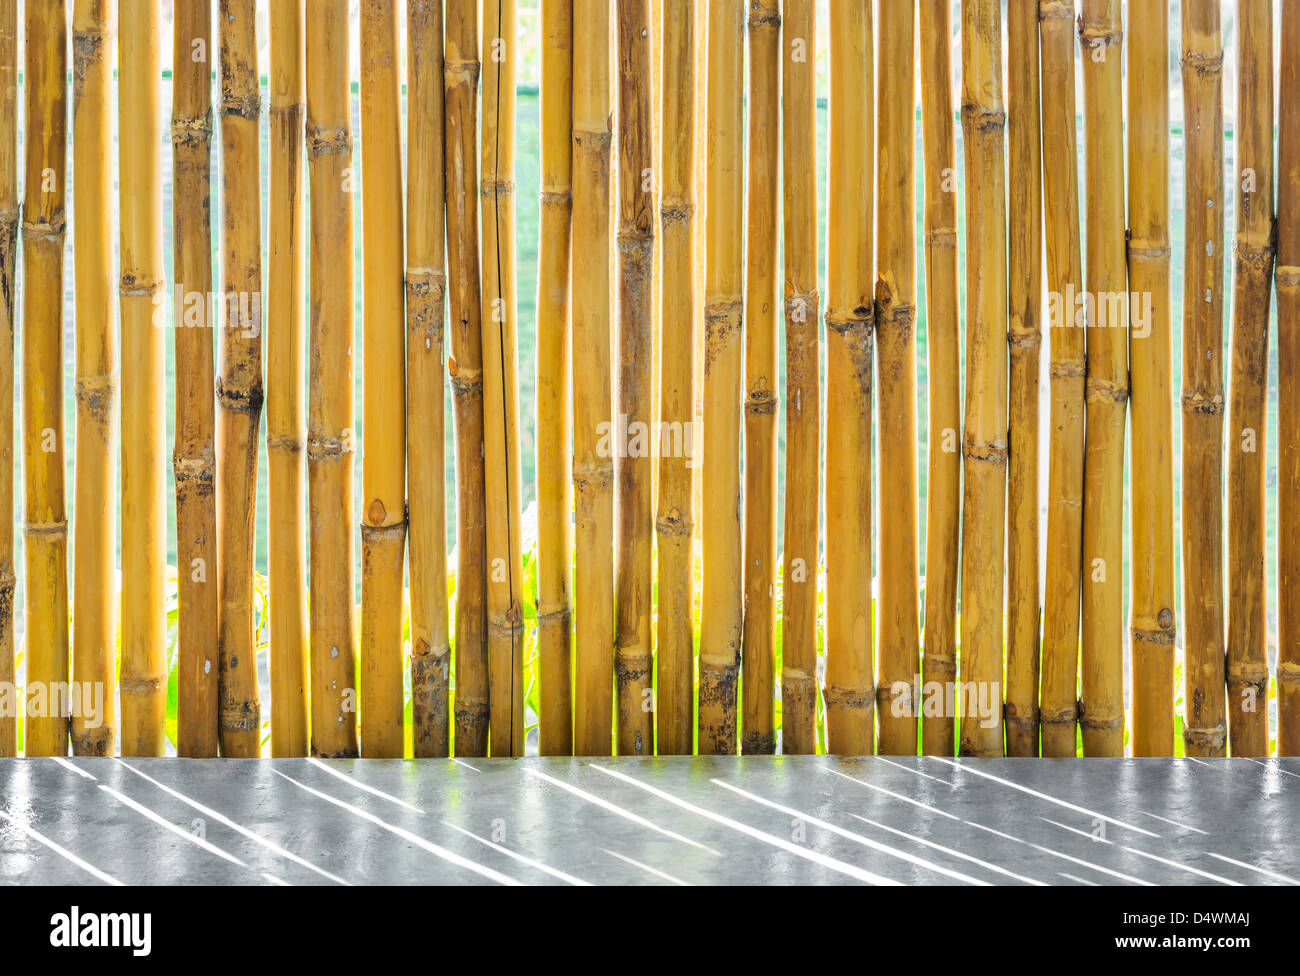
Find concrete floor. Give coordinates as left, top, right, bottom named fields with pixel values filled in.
left=1, top=756, right=1297, bottom=885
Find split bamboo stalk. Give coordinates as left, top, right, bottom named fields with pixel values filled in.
left=71, top=0, right=117, bottom=757
left=306, top=0, right=358, bottom=758
left=741, top=0, right=779, bottom=756
left=173, top=0, right=219, bottom=757
left=692, top=2, right=707, bottom=551
left=655, top=0, right=696, bottom=756
left=482, top=0, right=524, bottom=757
left=21, top=0, right=70, bottom=758
left=958, top=0, right=1007, bottom=758
left=217, top=0, right=263, bottom=757
left=360, top=0, right=406, bottom=759
left=536, top=0, right=574, bottom=756
left=875, top=0, right=918, bottom=757
left=1078, top=0, right=1127, bottom=758
left=268, top=0, right=309, bottom=757
left=1127, top=0, right=1176, bottom=757
left=615, top=0, right=654, bottom=757
left=1181, top=0, right=1228, bottom=758
left=445, top=0, right=490, bottom=756
left=824, top=0, right=874, bottom=756
left=919, top=0, right=959, bottom=758
left=1038, top=0, right=1086, bottom=758
left=1280, top=0, right=1300, bottom=755
left=1004, top=0, right=1042, bottom=758
left=1226, top=0, right=1275, bottom=758
left=0, top=0, right=14, bottom=758
left=408, top=0, right=452, bottom=758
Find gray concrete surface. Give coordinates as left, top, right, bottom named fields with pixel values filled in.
left=1, top=756, right=1297, bottom=885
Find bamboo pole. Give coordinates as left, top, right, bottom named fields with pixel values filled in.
left=919, top=0, right=958, bottom=758
left=445, top=0, right=490, bottom=756
left=71, top=0, right=117, bottom=757
left=1181, top=0, right=1227, bottom=758
left=615, top=0, right=654, bottom=757
left=1038, top=0, right=1085, bottom=758
left=537, top=0, right=574, bottom=756
left=1004, top=0, right=1042, bottom=758
left=173, top=0, right=219, bottom=757
left=824, top=0, right=873, bottom=756
left=268, top=0, right=308, bottom=757
left=656, top=0, right=696, bottom=756
left=958, top=0, right=1007, bottom=759
left=740, top=0, right=778, bottom=756
left=1226, top=0, right=1274, bottom=758
left=22, top=0, right=70, bottom=757
left=0, top=0, right=14, bottom=758
left=306, top=0, right=358, bottom=758
left=408, top=0, right=451, bottom=759
left=1280, top=0, right=1300, bottom=755
left=1127, top=0, right=1175, bottom=757
left=359, top=0, right=406, bottom=759
left=693, top=1, right=706, bottom=550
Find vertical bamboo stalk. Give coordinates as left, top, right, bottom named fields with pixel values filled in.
left=173, top=0, right=219, bottom=757
left=537, top=0, right=574, bottom=756
left=740, top=0, right=779, bottom=756
left=0, top=0, right=15, bottom=758
left=1038, top=0, right=1086, bottom=758
left=1127, top=0, right=1175, bottom=757
left=699, top=0, right=744, bottom=756
left=21, top=0, right=70, bottom=758
left=1226, top=0, right=1274, bottom=758
left=958, top=0, right=1007, bottom=759
left=1004, top=0, right=1042, bottom=757
left=306, top=0, right=358, bottom=758
left=824, top=0, right=873, bottom=756
left=408, top=0, right=451, bottom=759
left=71, top=0, right=117, bottom=757
left=268, top=0, right=308, bottom=757
left=656, top=0, right=696, bottom=756
left=445, top=0, right=490, bottom=756
left=1181, top=0, right=1227, bottom=758
left=693, top=2, right=707, bottom=546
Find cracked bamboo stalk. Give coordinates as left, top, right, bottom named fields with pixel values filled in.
left=655, top=0, right=696, bottom=756
left=958, top=0, right=1007, bottom=759
left=824, top=0, right=873, bottom=756
left=537, top=0, right=573, bottom=756
left=1226, top=0, right=1274, bottom=758
left=1078, top=0, right=1127, bottom=758
left=482, top=0, right=524, bottom=757
left=741, top=0, right=779, bottom=756
left=306, top=0, right=358, bottom=758
left=408, top=0, right=451, bottom=758
left=173, top=0, right=219, bottom=758
left=360, top=0, right=407, bottom=758
left=1038, top=0, right=1086, bottom=758
left=1127, top=0, right=1175, bottom=757
left=1004, top=0, right=1042, bottom=758
left=445, top=0, right=489, bottom=756
left=21, top=0, right=70, bottom=757
left=268, top=0, right=308, bottom=757
left=0, top=0, right=15, bottom=758
left=875, top=0, right=918, bottom=757
left=1181, top=0, right=1227, bottom=758
left=71, top=0, right=117, bottom=757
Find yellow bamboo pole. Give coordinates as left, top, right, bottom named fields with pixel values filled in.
left=21, top=0, right=70, bottom=758
left=1127, top=0, right=1175, bottom=757
left=1280, top=0, right=1300, bottom=755
left=1181, top=0, right=1228, bottom=758
left=693, top=1, right=706, bottom=552
left=268, top=0, right=308, bottom=757
left=173, top=0, right=219, bottom=757
left=0, top=0, right=14, bottom=758
left=824, top=0, right=873, bottom=756
left=306, top=0, right=358, bottom=758
left=1226, top=0, right=1274, bottom=757
left=655, top=0, right=696, bottom=756
left=958, top=0, right=1007, bottom=758
left=1038, top=0, right=1085, bottom=758
left=71, top=0, right=117, bottom=757
left=408, top=0, right=451, bottom=758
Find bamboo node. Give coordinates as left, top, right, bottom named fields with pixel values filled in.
left=266, top=434, right=304, bottom=456
left=445, top=57, right=481, bottom=86
left=655, top=511, right=693, bottom=538
left=21, top=212, right=66, bottom=242
left=876, top=301, right=915, bottom=336
left=960, top=103, right=1005, bottom=133
left=825, top=684, right=875, bottom=710
left=119, top=274, right=165, bottom=297
left=488, top=610, right=525, bottom=640
left=216, top=377, right=265, bottom=415
left=306, top=123, right=353, bottom=158
left=748, top=4, right=781, bottom=29
left=74, top=375, right=116, bottom=423
left=1226, top=662, right=1269, bottom=689
left=22, top=520, right=67, bottom=539
left=1038, top=0, right=1075, bottom=22
left=220, top=705, right=261, bottom=732
left=1127, top=242, right=1171, bottom=260
left=1181, top=50, right=1224, bottom=76
left=1077, top=709, right=1123, bottom=732
left=1077, top=21, right=1121, bottom=49
left=481, top=179, right=515, bottom=199
left=1181, top=391, right=1224, bottom=415
left=1131, top=625, right=1176, bottom=646
left=1277, top=662, right=1300, bottom=685
left=614, top=650, right=653, bottom=683
left=1181, top=724, right=1227, bottom=751
left=963, top=436, right=1008, bottom=465
left=745, top=389, right=778, bottom=415
left=120, top=672, right=167, bottom=693
left=1085, top=376, right=1128, bottom=404
left=361, top=520, right=407, bottom=540
left=660, top=204, right=695, bottom=225
left=824, top=306, right=874, bottom=335
left=71, top=28, right=109, bottom=94
left=926, top=228, right=958, bottom=247
left=536, top=605, right=573, bottom=626
left=171, top=113, right=215, bottom=147
left=222, top=91, right=262, bottom=121
left=173, top=449, right=216, bottom=488
left=1232, top=238, right=1276, bottom=272
left=1277, top=265, right=1300, bottom=288
left=540, top=189, right=573, bottom=208
left=307, top=435, right=356, bottom=460
left=783, top=292, right=818, bottom=320
left=1008, top=329, right=1041, bottom=350
left=573, top=459, right=614, bottom=491
left=1049, top=361, right=1086, bottom=379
